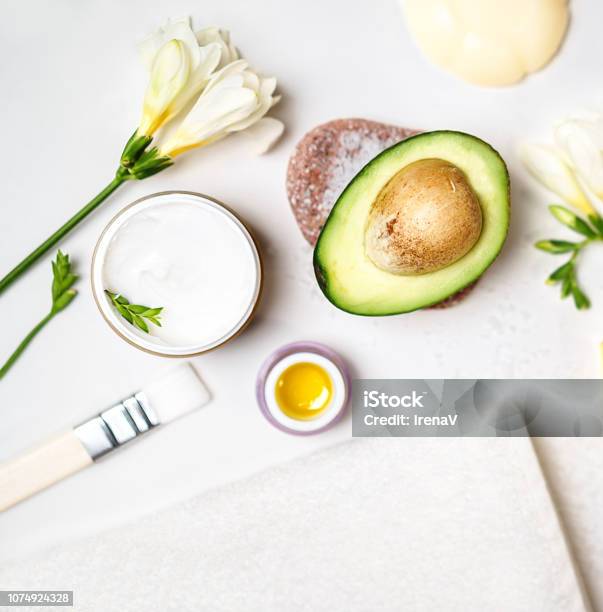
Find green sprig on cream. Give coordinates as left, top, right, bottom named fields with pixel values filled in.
left=104, top=290, right=163, bottom=334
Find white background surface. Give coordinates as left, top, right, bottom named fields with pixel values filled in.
left=1, top=0, right=603, bottom=564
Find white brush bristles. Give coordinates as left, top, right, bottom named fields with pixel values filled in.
left=142, top=364, right=210, bottom=424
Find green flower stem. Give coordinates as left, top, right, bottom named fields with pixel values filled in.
left=0, top=174, right=125, bottom=296
left=1, top=250, right=77, bottom=381
left=0, top=312, right=54, bottom=380
left=538, top=208, right=603, bottom=309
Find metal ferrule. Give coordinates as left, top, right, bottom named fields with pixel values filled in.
left=73, top=391, right=159, bottom=460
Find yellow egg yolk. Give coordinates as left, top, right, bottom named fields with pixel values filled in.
left=275, top=362, right=333, bottom=420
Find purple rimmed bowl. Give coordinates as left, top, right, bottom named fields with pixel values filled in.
left=256, top=341, right=351, bottom=435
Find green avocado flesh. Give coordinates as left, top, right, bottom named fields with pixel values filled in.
left=313, top=131, right=510, bottom=315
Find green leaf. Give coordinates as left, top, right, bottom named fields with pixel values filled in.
left=549, top=205, right=597, bottom=238
left=588, top=214, right=603, bottom=236
left=116, top=303, right=134, bottom=324
left=53, top=289, right=77, bottom=313
left=561, top=276, right=573, bottom=298
left=571, top=284, right=591, bottom=310
left=56, top=250, right=67, bottom=270
left=51, top=263, right=60, bottom=300
left=546, top=261, right=573, bottom=284
left=141, top=307, right=163, bottom=317
left=59, top=273, right=77, bottom=293
left=535, top=240, right=580, bottom=254
left=128, top=304, right=150, bottom=314
left=132, top=314, right=149, bottom=333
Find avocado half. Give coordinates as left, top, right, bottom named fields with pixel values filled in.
left=313, top=131, right=510, bottom=315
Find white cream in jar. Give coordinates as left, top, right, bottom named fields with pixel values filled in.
left=92, top=192, right=261, bottom=356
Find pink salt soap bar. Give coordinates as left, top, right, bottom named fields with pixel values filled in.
left=286, top=118, right=474, bottom=308
left=286, top=118, right=418, bottom=246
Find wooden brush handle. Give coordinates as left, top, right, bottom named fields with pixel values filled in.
left=0, top=431, right=92, bottom=512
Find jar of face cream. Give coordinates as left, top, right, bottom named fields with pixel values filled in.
left=92, top=191, right=262, bottom=356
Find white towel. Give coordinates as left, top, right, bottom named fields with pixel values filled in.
left=533, top=438, right=603, bottom=612
left=0, top=438, right=590, bottom=612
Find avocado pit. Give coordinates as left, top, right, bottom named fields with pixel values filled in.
left=364, top=158, right=483, bottom=275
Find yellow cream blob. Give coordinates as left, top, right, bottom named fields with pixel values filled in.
left=275, top=362, right=333, bottom=420
left=402, top=0, right=569, bottom=86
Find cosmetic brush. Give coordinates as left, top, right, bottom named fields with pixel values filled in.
left=0, top=363, right=210, bottom=512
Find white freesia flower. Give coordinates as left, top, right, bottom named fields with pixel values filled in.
left=138, top=39, right=190, bottom=136
left=196, top=27, right=239, bottom=68
left=159, top=60, right=283, bottom=158
left=555, top=114, right=603, bottom=200
left=138, top=17, right=222, bottom=136
left=236, top=117, right=286, bottom=154
left=520, top=143, right=596, bottom=217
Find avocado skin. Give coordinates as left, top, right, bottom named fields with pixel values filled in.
left=313, top=130, right=510, bottom=316
left=314, top=257, right=328, bottom=294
